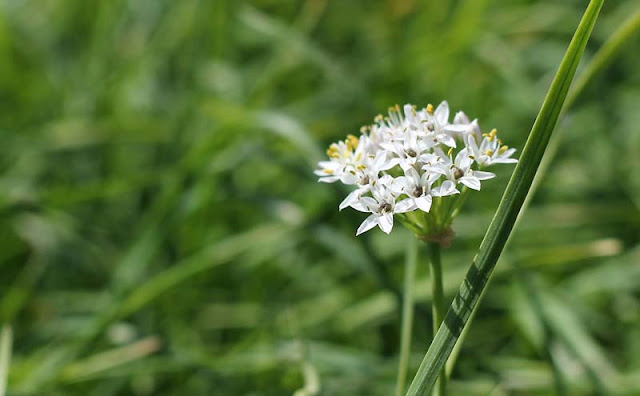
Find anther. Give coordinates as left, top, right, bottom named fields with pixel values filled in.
left=426, top=104, right=434, bottom=114
left=347, top=134, right=359, bottom=149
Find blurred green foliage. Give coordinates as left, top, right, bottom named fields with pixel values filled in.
left=0, top=0, right=639, bottom=395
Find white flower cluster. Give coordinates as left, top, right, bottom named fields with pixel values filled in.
left=316, top=102, right=518, bottom=236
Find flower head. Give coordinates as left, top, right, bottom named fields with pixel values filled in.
left=316, top=101, right=518, bottom=237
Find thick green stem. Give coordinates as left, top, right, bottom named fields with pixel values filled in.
left=428, top=242, right=446, bottom=396
left=396, top=238, right=418, bottom=396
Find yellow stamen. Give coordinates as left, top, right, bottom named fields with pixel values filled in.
left=485, top=149, right=494, bottom=156
left=355, top=152, right=362, bottom=162
left=426, top=104, right=434, bottom=114
left=323, top=169, right=334, bottom=174
left=489, top=129, right=497, bottom=141
left=374, top=114, right=383, bottom=123
left=326, top=145, right=339, bottom=158
left=447, top=147, right=454, bottom=156
left=356, top=164, right=365, bottom=170
left=347, top=134, right=359, bottom=149
left=498, top=145, right=509, bottom=154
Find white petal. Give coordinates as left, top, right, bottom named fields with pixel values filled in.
left=415, top=195, right=432, bottom=212
left=426, top=171, right=441, bottom=185
left=438, top=134, right=456, bottom=148
left=360, top=197, right=378, bottom=211
left=468, top=119, right=482, bottom=141
left=429, top=166, right=449, bottom=176
left=493, top=158, right=518, bottom=164
left=317, top=160, right=336, bottom=168
left=356, top=215, right=378, bottom=236
left=476, top=155, right=490, bottom=166
left=350, top=201, right=367, bottom=212
left=398, top=158, right=417, bottom=172
left=378, top=213, right=394, bottom=234
left=395, top=198, right=416, bottom=213
left=339, top=189, right=361, bottom=211
left=379, top=142, right=398, bottom=153
left=433, top=180, right=459, bottom=196
left=390, top=176, right=408, bottom=195
left=444, top=124, right=468, bottom=132
left=459, top=155, right=474, bottom=170
left=460, top=176, right=481, bottom=191
left=454, top=148, right=467, bottom=167
left=453, top=111, right=470, bottom=125
left=404, top=167, right=420, bottom=183
left=464, top=134, right=480, bottom=154
left=340, top=173, right=358, bottom=185
left=374, top=152, right=397, bottom=171
left=404, top=104, right=413, bottom=118
left=317, top=176, right=340, bottom=183
left=435, top=101, right=450, bottom=125
left=473, top=171, right=495, bottom=180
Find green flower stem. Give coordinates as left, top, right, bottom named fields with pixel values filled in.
left=427, top=242, right=446, bottom=396
left=395, top=238, right=418, bottom=396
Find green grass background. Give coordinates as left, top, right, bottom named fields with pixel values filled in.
left=1, top=0, right=639, bottom=395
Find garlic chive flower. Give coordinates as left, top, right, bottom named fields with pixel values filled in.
left=316, top=102, right=518, bottom=238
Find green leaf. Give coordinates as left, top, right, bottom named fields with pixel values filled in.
left=405, top=1, right=605, bottom=395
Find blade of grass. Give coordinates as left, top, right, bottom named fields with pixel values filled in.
left=405, top=1, right=604, bottom=394
left=15, top=223, right=292, bottom=392
left=524, top=7, right=640, bottom=218
left=0, top=325, right=12, bottom=396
